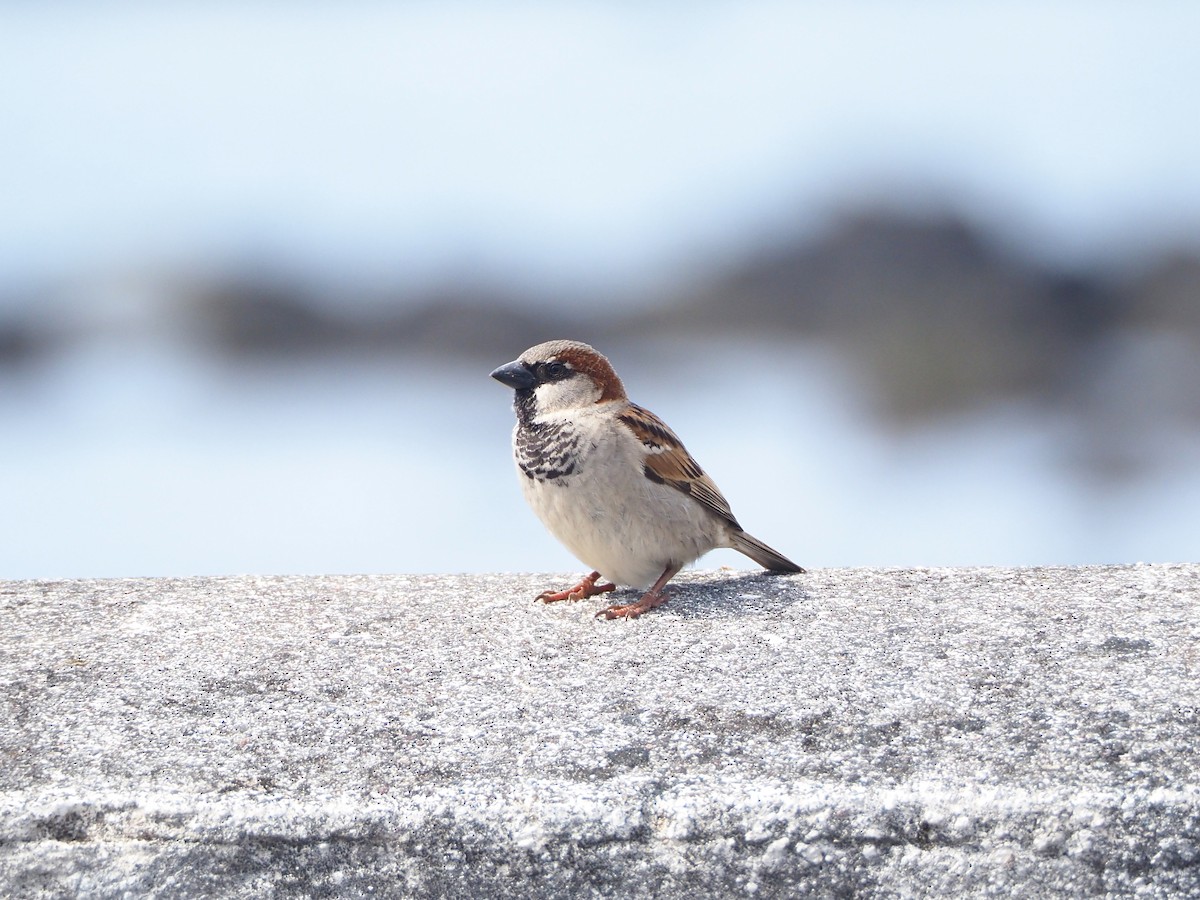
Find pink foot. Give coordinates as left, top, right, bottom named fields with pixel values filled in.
left=597, top=590, right=668, bottom=620
left=596, top=562, right=682, bottom=620
left=537, top=571, right=616, bottom=604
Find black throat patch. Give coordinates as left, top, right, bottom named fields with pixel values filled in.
left=513, top=392, right=581, bottom=483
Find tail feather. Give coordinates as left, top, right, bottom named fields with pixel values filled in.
left=730, top=531, right=805, bottom=574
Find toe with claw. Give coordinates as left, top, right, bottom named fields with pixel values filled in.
left=595, top=562, right=682, bottom=620
left=597, top=589, right=668, bottom=620
left=536, top=571, right=616, bottom=604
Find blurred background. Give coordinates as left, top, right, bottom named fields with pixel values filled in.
left=3, top=2, right=1199, bottom=580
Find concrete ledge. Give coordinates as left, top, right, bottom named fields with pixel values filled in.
left=2, top=566, right=1198, bottom=897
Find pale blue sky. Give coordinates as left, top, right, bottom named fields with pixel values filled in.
left=2, top=2, right=1198, bottom=297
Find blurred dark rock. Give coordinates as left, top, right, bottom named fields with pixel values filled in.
left=0, top=299, right=59, bottom=371
left=1127, top=251, right=1200, bottom=333
left=188, top=277, right=584, bottom=361
left=0, top=319, right=40, bottom=370
left=1044, top=271, right=1121, bottom=340
left=607, top=209, right=1198, bottom=445
left=651, top=211, right=1124, bottom=419
left=188, top=278, right=360, bottom=355
left=381, top=292, right=586, bottom=359
left=6, top=204, right=1200, bottom=475
left=131, top=210, right=1200, bottom=415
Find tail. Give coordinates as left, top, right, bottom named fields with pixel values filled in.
left=730, top=531, right=805, bottom=574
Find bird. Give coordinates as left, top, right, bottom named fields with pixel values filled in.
left=490, top=339, right=803, bottom=619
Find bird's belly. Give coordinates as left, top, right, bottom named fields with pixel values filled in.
left=520, top=460, right=722, bottom=588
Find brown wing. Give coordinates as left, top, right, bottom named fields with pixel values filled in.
left=617, top=404, right=742, bottom=530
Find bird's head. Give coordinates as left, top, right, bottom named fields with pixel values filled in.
left=490, top=340, right=627, bottom=417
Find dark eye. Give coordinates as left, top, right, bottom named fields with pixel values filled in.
left=543, top=361, right=569, bottom=380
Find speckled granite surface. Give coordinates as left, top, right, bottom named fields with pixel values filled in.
left=1, top=566, right=1198, bottom=897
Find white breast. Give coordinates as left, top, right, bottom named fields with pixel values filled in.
left=515, top=408, right=725, bottom=587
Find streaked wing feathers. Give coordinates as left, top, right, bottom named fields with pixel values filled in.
left=617, top=404, right=741, bottom=529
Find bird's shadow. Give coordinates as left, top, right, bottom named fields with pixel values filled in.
left=618, top=570, right=810, bottom=620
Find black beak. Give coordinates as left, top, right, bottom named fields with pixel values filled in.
left=490, top=360, right=536, bottom=390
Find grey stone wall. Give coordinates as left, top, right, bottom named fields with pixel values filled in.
left=2, top=566, right=1198, bottom=897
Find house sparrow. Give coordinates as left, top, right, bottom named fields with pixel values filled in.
left=490, top=339, right=803, bottom=619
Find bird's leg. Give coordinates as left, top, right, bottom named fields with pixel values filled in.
left=537, top=571, right=617, bottom=604
left=598, top=563, right=682, bottom=620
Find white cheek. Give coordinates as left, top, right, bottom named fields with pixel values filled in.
left=534, top=377, right=600, bottom=413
